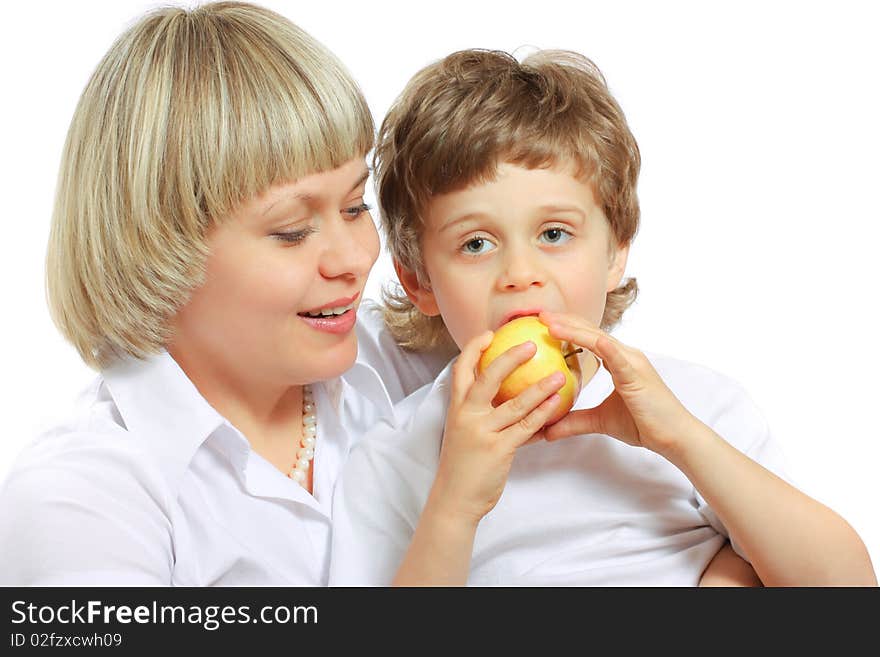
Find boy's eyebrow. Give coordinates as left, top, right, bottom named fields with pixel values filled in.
left=536, top=204, right=588, bottom=220
left=439, top=204, right=587, bottom=232
left=438, top=212, right=489, bottom=233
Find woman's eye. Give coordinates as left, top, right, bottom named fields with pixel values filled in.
left=342, top=202, right=371, bottom=219
left=272, top=226, right=317, bottom=244
left=462, top=237, right=495, bottom=255
left=540, top=227, right=572, bottom=245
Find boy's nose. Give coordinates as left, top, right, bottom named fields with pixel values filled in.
left=497, top=250, right=546, bottom=291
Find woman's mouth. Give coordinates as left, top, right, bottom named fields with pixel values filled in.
left=297, top=295, right=359, bottom=335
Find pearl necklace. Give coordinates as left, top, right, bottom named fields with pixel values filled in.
left=288, top=384, right=316, bottom=486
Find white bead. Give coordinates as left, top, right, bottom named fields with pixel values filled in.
left=288, top=384, right=316, bottom=487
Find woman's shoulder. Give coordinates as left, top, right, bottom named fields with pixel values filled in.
left=14, top=375, right=153, bottom=467
left=2, top=375, right=171, bottom=519
left=0, top=377, right=175, bottom=585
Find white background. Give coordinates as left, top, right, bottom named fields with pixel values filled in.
left=1, top=1, right=878, bottom=575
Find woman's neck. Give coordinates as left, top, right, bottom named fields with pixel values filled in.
left=167, top=344, right=308, bottom=468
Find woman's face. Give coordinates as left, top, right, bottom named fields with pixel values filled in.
left=170, top=157, right=379, bottom=389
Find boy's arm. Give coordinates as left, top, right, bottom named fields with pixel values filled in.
left=394, top=331, right=565, bottom=586
left=667, top=416, right=875, bottom=586
left=541, top=311, right=877, bottom=587
left=699, top=542, right=763, bottom=587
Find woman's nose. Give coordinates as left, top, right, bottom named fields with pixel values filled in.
left=317, top=213, right=377, bottom=280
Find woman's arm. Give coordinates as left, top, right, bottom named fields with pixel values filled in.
left=699, top=541, right=763, bottom=587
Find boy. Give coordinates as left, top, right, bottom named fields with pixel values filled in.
left=329, top=49, right=875, bottom=585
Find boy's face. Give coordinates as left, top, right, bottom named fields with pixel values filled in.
left=399, top=161, right=628, bottom=350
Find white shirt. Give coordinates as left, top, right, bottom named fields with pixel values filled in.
left=329, top=353, right=791, bottom=586
left=0, top=302, right=452, bottom=586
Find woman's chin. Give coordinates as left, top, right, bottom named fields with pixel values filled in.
left=295, top=340, right=358, bottom=383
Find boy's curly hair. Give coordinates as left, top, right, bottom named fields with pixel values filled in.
left=376, top=49, right=640, bottom=351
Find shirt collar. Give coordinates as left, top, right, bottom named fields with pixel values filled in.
left=340, top=358, right=396, bottom=422
left=101, top=351, right=227, bottom=491
left=101, top=350, right=393, bottom=491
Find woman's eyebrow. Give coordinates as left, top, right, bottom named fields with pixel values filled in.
left=261, top=169, right=370, bottom=217
left=348, top=169, right=370, bottom=194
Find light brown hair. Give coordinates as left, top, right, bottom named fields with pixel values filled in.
left=376, top=49, right=640, bottom=351
left=46, top=1, right=373, bottom=369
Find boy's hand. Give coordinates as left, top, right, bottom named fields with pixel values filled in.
left=538, top=310, right=698, bottom=458
left=430, top=330, right=565, bottom=527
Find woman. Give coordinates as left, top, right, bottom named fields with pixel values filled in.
left=0, top=1, right=450, bottom=585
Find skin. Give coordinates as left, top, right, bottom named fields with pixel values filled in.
left=168, top=157, right=379, bottom=493
left=394, top=161, right=877, bottom=586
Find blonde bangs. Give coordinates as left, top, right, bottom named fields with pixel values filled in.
left=176, top=6, right=375, bottom=221
left=46, top=2, right=374, bottom=369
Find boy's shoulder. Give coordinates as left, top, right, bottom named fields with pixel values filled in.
left=645, top=350, right=755, bottom=406
left=349, top=361, right=454, bottom=469
left=644, top=350, right=773, bottom=454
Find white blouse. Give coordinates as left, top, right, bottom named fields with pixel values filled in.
left=0, top=302, right=453, bottom=586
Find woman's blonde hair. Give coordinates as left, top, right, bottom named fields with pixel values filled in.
left=46, top=1, right=374, bottom=369
left=376, top=49, right=640, bottom=351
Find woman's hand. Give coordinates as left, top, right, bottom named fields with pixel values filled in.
left=429, top=330, right=565, bottom=527
left=538, top=310, right=698, bottom=458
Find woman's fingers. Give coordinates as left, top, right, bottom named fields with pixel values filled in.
left=450, top=330, right=494, bottom=407
left=467, top=340, right=538, bottom=407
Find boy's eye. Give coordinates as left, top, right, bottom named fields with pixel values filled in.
left=462, top=237, right=495, bottom=255
left=342, top=202, right=371, bottom=219
left=539, top=227, right=572, bottom=245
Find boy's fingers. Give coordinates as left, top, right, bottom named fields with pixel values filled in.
left=451, top=331, right=494, bottom=406
left=491, top=371, right=566, bottom=431
left=543, top=408, right=604, bottom=442
left=594, top=334, right=638, bottom=388
left=468, top=340, right=538, bottom=406
left=541, top=315, right=637, bottom=388
left=541, top=314, right=603, bottom=353
left=502, top=393, right=562, bottom=448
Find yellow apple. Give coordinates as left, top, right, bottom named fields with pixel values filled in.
left=477, top=316, right=582, bottom=426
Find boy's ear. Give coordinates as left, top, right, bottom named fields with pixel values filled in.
left=606, top=242, right=630, bottom=292
left=393, top=259, right=440, bottom=317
